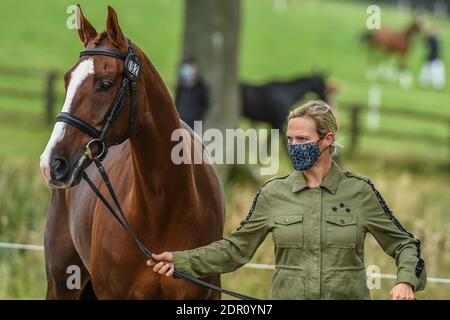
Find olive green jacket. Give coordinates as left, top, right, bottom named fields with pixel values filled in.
left=172, top=161, right=426, bottom=299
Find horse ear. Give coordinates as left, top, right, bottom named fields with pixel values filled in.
left=106, top=6, right=127, bottom=49
left=77, top=5, right=97, bottom=47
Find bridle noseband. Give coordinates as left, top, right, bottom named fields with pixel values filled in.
left=55, top=38, right=140, bottom=160
left=53, top=39, right=255, bottom=300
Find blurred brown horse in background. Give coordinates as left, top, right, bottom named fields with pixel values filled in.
left=362, top=18, right=422, bottom=70
left=39, top=6, right=224, bottom=299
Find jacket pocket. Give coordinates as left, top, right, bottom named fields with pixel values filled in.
left=271, top=268, right=305, bottom=300
left=325, top=215, right=357, bottom=248
left=273, top=214, right=304, bottom=248
left=322, top=269, right=370, bottom=300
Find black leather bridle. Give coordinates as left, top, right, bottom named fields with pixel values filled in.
left=55, top=39, right=255, bottom=300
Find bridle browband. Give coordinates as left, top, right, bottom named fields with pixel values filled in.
left=54, top=38, right=255, bottom=300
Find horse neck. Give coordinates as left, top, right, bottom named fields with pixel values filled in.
left=405, top=24, right=418, bottom=38
left=128, top=52, right=195, bottom=204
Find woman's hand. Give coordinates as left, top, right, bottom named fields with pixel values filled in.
left=389, top=282, right=415, bottom=300
left=146, top=252, right=174, bottom=277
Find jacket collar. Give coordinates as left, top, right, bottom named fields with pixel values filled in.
left=291, top=160, right=342, bottom=194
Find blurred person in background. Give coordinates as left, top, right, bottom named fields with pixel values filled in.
left=147, top=100, right=426, bottom=300
left=175, top=56, right=209, bottom=129
left=420, top=28, right=445, bottom=90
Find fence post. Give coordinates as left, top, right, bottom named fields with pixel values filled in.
left=44, top=70, right=56, bottom=126
left=350, top=104, right=361, bottom=153
left=448, top=120, right=450, bottom=160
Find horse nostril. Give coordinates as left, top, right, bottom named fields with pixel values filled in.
left=50, top=156, right=69, bottom=180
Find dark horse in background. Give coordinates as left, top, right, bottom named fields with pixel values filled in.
left=241, top=74, right=337, bottom=133
left=40, top=6, right=224, bottom=299
left=175, top=74, right=336, bottom=133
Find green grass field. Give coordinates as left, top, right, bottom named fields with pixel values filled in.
left=0, top=0, right=449, bottom=299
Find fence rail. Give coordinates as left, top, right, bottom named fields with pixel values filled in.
left=0, top=64, right=61, bottom=125
left=338, top=102, right=450, bottom=153
left=0, top=64, right=47, bottom=77
left=1, top=241, right=449, bottom=284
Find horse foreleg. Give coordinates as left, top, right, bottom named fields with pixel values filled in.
left=44, top=190, right=91, bottom=299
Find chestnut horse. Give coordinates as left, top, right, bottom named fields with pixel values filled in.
left=40, top=6, right=224, bottom=299
left=362, top=19, right=422, bottom=69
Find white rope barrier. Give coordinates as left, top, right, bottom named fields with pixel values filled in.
left=1, top=242, right=449, bottom=284
left=242, top=263, right=450, bottom=284
left=0, top=242, right=44, bottom=251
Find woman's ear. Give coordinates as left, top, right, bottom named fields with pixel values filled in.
left=77, top=5, right=97, bottom=47
left=324, top=132, right=335, bottom=147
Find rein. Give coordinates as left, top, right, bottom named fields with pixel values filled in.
left=55, top=39, right=256, bottom=301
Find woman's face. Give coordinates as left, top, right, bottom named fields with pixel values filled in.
left=287, top=116, right=334, bottom=150
left=287, top=116, right=320, bottom=144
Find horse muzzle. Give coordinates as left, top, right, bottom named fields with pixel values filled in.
left=41, top=152, right=89, bottom=189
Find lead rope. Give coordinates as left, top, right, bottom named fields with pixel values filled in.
left=82, top=159, right=256, bottom=300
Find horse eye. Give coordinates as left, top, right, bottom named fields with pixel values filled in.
left=99, top=79, right=114, bottom=91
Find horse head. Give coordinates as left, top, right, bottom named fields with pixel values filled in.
left=40, top=5, right=146, bottom=189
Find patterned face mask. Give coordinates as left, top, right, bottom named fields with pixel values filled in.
left=287, top=138, right=330, bottom=171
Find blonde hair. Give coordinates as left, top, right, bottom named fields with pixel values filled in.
left=288, top=100, right=341, bottom=156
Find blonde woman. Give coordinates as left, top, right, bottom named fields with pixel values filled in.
left=147, top=100, right=426, bottom=300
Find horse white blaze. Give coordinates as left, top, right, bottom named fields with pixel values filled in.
left=40, top=58, right=95, bottom=184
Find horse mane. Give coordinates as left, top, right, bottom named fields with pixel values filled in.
left=405, top=20, right=420, bottom=36
left=259, top=74, right=324, bottom=87
left=92, top=31, right=110, bottom=47
left=287, top=74, right=325, bottom=86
